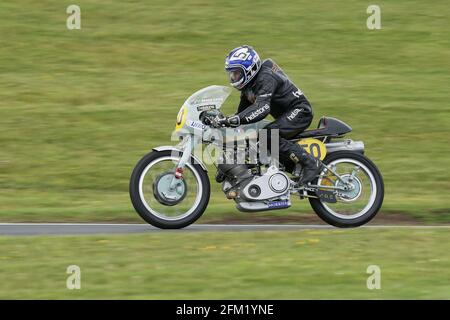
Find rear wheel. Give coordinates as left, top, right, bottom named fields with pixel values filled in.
left=129, top=150, right=210, bottom=229
left=309, top=151, right=384, bottom=227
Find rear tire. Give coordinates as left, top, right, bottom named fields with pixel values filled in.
left=309, top=151, right=384, bottom=228
left=129, top=150, right=210, bottom=229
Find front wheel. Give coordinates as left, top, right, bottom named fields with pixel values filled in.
left=129, top=150, right=210, bottom=229
left=309, top=151, right=384, bottom=227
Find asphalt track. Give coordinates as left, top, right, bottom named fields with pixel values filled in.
left=0, top=223, right=449, bottom=236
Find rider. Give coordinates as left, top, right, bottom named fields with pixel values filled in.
left=210, top=45, right=323, bottom=185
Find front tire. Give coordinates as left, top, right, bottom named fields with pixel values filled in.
left=309, top=151, right=384, bottom=228
left=129, top=150, right=210, bottom=229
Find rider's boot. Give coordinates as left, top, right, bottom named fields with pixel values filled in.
left=289, top=145, right=324, bottom=185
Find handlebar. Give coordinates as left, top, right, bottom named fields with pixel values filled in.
left=200, top=109, right=223, bottom=126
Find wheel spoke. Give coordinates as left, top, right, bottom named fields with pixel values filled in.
left=138, top=156, right=203, bottom=221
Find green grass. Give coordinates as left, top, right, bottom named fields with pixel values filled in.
left=0, top=228, right=448, bottom=299
left=0, top=0, right=449, bottom=222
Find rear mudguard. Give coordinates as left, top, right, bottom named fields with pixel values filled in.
left=325, top=140, right=364, bottom=154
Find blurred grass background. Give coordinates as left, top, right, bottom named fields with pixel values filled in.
left=0, top=228, right=448, bottom=299
left=0, top=0, right=449, bottom=222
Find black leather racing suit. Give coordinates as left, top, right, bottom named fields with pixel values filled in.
left=235, top=59, right=313, bottom=170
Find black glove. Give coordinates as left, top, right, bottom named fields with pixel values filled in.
left=210, top=114, right=240, bottom=128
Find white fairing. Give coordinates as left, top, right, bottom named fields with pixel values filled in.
left=186, top=85, right=232, bottom=109
left=176, top=85, right=270, bottom=135
left=177, top=85, right=232, bottom=134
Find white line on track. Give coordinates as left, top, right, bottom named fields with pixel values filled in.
left=0, top=223, right=448, bottom=228
left=0, top=223, right=448, bottom=236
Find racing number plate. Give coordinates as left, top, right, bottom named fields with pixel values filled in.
left=298, top=138, right=327, bottom=160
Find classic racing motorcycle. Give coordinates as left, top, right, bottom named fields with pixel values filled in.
left=129, top=86, right=384, bottom=229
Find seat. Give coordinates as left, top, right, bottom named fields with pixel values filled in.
left=292, top=116, right=352, bottom=139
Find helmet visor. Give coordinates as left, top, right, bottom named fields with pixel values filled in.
left=227, top=68, right=244, bottom=85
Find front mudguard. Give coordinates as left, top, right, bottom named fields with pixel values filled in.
left=152, top=146, right=208, bottom=172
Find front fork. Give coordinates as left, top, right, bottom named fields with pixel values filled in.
left=169, top=135, right=194, bottom=189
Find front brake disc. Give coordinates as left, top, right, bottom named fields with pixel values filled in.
left=152, top=171, right=187, bottom=206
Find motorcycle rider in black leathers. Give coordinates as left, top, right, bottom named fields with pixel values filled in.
left=210, top=45, right=323, bottom=185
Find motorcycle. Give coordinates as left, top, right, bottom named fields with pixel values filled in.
left=129, top=85, right=384, bottom=229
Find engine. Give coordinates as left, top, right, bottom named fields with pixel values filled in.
left=220, top=165, right=292, bottom=212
